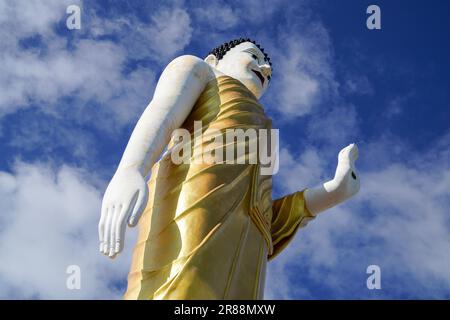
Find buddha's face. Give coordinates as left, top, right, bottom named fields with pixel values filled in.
left=205, top=42, right=272, bottom=99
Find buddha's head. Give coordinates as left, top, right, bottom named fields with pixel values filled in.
left=205, top=38, right=273, bottom=99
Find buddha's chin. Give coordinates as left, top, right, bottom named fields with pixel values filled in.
left=244, top=81, right=263, bottom=98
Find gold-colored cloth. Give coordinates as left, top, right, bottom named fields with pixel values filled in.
left=124, top=76, right=315, bottom=300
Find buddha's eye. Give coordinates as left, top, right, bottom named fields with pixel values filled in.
left=251, top=54, right=258, bottom=61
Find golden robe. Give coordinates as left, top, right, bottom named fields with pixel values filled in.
left=124, top=75, right=315, bottom=300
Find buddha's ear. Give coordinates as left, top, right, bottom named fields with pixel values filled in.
left=204, top=54, right=218, bottom=67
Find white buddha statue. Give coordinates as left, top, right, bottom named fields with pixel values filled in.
left=98, top=38, right=360, bottom=299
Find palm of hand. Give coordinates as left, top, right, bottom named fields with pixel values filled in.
left=333, top=143, right=360, bottom=199
left=98, top=168, right=148, bottom=258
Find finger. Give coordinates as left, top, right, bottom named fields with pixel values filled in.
left=101, top=207, right=111, bottom=254
left=115, top=203, right=132, bottom=254
left=109, top=204, right=121, bottom=258
left=98, top=204, right=107, bottom=252
left=349, top=148, right=356, bottom=162
left=103, top=206, right=113, bottom=255
left=353, top=143, right=359, bottom=159
left=340, top=144, right=351, bottom=157
left=128, top=189, right=146, bottom=227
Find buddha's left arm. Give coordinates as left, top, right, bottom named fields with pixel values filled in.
left=269, top=143, right=360, bottom=259
left=269, top=189, right=315, bottom=259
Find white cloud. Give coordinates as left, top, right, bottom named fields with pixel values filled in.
left=0, top=1, right=195, bottom=128
left=266, top=137, right=450, bottom=299
left=147, top=7, right=193, bottom=58
left=383, top=94, right=413, bottom=119
left=306, top=104, right=360, bottom=147
left=238, top=0, right=292, bottom=25
left=269, top=21, right=338, bottom=118
left=343, top=75, right=374, bottom=96
left=1, top=0, right=448, bottom=300
left=275, top=147, right=327, bottom=194
left=0, top=161, right=136, bottom=299
left=0, top=0, right=69, bottom=38
left=89, top=6, right=193, bottom=63
left=194, top=2, right=239, bottom=30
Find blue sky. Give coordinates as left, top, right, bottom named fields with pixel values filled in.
left=0, top=0, right=449, bottom=299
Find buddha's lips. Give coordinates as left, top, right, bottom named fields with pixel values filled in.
left=252, top=69, right=265, bottom=86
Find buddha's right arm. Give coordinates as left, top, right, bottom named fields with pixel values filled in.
left=99, top=56, right=214, bottom=257
left=117, top=55, right=214, bottom=177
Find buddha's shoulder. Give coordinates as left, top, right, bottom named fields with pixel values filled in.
left=167, top=54, right=206, bottom=67
left=166, top=55, right=236, bottom=83
left=164, top=55, right=214, bottom=81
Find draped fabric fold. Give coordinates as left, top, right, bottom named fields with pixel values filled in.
left=270, top=190, right=315, bottom=260
left=124, top=76, right=314, bottom=300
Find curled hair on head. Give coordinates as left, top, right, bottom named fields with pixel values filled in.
left=207, top=38, right=273, bottom=76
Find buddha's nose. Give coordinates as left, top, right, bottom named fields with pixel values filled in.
left=260, top=64, right=272, bottom=78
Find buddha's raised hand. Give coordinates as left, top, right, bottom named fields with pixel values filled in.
left=331, top=143, right=360, bottom=200
left=304, top=143, right=360, bottom=215
left=98, top=167, right=148, bottom=258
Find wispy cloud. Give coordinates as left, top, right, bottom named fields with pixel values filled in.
left=0, top=1, right=194, bottom=129
left=89, top=6, right=193, bottom=62
left=267, top=135, right=450, bottom=299
left=268, top=18, right=338, bottom=118
left=0, top=161, right=136, bottom=299
left=343, top=75, right=375, bottom=96
left=0, top=0, right=448, bottom=300
left=193, top=2, right=239, bottom=31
